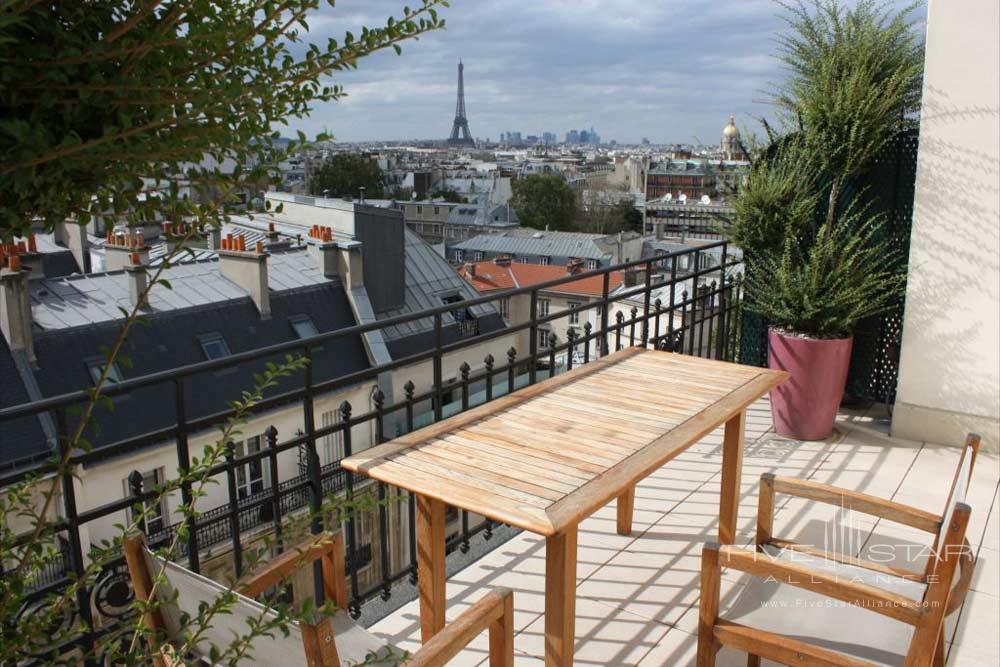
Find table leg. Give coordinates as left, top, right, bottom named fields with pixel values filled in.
left=616, top=484, right=635, bottom=535
left=718, top=410, right=746, bottom=545
left=416, top=494, right=446, bottom=643
left=545, top=525, right=578, bottom=667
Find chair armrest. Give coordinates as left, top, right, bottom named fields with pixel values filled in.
left=712, top=543, right=923, bottom=625
left=946, top=538, right=975, bottom=615
left=237, top=532, right=344, bottom=603
left=765, top=474, right=941, bottom=534
left=407, top=588, right=514, bottom=667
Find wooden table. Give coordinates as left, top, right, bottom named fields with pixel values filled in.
left=342, top=347, right=787, bottom=666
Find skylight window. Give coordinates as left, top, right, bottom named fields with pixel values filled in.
left=290, top=315, right=319, bottom=340
left=86, top=357, right=123, bottom=385
left=199, top=333, right=231, bottom=360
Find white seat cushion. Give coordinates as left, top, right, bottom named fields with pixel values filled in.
left=146, top=550, right=405, bottom=665
left=721, top=544, right=927, bottom=667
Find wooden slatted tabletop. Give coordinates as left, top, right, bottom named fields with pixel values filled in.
left=342, top=347, right=787, bottom=536
left=342, top=346, right=787, bottom=667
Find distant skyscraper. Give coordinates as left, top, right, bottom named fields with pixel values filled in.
left=565, top=129, right=579, bottom=144
left=542, top=131, right=556, bottom=144
left=447, top=61, right=474, bottom=147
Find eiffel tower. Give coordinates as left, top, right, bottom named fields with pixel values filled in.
left=447, top=61, right=475, bottom=147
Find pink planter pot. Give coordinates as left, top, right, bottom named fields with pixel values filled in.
left=768, top=328, right=853, bottom=441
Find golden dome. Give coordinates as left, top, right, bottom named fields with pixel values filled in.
left=723, top=114, right=739, bottom=138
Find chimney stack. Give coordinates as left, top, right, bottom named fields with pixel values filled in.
left=206, top=225, right=222, bottom=251
left=53, top=220, right=90, bottom=273
left=655, top=221, right=665, bottom=241
left=464, top=262, right=476, bottom=277
left=623, top=268, right=639, bottom=288
left=0, top=254, right=34, bottom=363
left=161, top=222, right=176, bottom=256
left=494, top=254, right=512, bottom=267
left=218, top=235, right=271, bottom=318
left=567, top=257, right=584, bottom=274
left=307, top=225, right=339, bottom=279
left=338, top=241, right=364, bottom=290
left=105, top=229, right=149, bottom=272
left=9, top=235, right=45, bottom=280
left=126, top=252, right=149, bottom=310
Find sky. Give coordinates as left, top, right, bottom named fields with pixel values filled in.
left=287, top=1, right=926, bottom=145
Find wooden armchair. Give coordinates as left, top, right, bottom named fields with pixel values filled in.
left=698, top=433, right=980, bottom=667
left=124, top=531, right=514, bottom=666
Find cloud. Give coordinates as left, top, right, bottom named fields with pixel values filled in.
left=287, top=0, right=926, bottom=144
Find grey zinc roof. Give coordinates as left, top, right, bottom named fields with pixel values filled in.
left=446, top=206, right=481, bottom=225
left=30, top=249, right=331, bottom=331
left=648, top=159, right=714, bottom=176
left=375, top=228, right=496, bottom=340
left=453, top=230, right=613, bottom=261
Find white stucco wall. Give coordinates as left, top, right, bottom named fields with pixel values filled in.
left=892, top=0, right=1000, bottom=449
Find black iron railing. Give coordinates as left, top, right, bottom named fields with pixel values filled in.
left=0, top=242, right=742, bottom=664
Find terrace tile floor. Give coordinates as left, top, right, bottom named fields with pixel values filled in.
left=368, top=398, right=1000, bottom=665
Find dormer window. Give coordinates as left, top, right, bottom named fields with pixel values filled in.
left=86, top=357, right=123, bottom=385
left=199, top=332, right=231, bottom=360
left=289, top=315, right=319, bottom=339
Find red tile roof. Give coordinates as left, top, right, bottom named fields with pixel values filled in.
left=457, top=260, right=624, bottom=297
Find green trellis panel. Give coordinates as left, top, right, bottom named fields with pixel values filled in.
left=738, top=129, right=919, bottom=405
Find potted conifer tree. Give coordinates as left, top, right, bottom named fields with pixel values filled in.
left=726, top=0, right=922, bottom=439
left=745, top=210, right=904, bottom=439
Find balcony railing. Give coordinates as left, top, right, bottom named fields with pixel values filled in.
left=0, top=241, right=743, bottom=664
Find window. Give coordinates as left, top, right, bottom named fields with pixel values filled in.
left=567, top=301, right=581, bottom=325
left=199, top=333, right=231, bottom=360
left=233, top=435, right=265, bottom=499
left=86, top=357, right=123, bottom=385
left=126, top=469, right=165, bottom=534
left=433, top=206, right=440, bottom=215
left=474, top=251, right=484, bottom=261
left=289, top=315, right=319, bottom=339
left=321, top=409, right=344, bottom=464
left=587, top=259, right=599, bottom=270
left=518, top=256, right=529, bottom=264
left=453, top=250, right=464, bottom=262
left=538, top=328, right=551, bottom=348
left=537, top=299, right=550, bottom=317
left=499, top=297, right=510, bottom=319
left=539, top=256, right=551, bottom=266
left=416, top=205, right=423, bottom=214
left=442, top=294, right=478, bottom=337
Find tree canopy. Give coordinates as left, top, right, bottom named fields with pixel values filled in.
left=431, top=188, right=465, bottom=203
left=0, top=0, right=448, bottom=240
left=510, top=174, right=577, bottom=231
left=310, top=153, right=386, bottom=198
left=0, top=1, right=448, bottom=662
